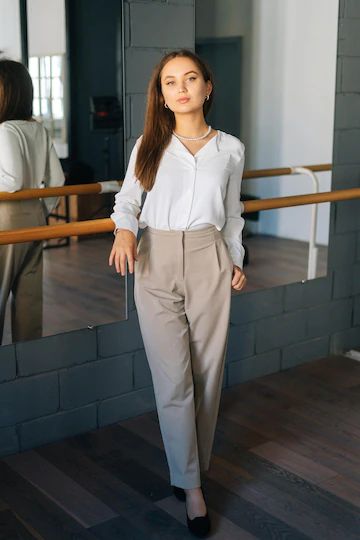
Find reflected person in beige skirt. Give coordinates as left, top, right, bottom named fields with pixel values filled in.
left=0, top=59, right=64, bottom=345
left=109, top=49, right=246, bottom=537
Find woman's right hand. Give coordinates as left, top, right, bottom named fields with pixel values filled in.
left=108, top=229, right=138, bottom=275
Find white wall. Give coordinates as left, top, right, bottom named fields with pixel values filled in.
left=196, top=0, right=339, bottom=246
left=249, top=0, right=339, bottom=245
left=0, top=0, right=22, bottom=60
left=27, top=0, right=65, bottom=56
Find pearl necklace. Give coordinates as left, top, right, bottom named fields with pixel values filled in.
left=173, top=125, right=212, bottom=141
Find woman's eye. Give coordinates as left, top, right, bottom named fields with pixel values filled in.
left=166, top=77, right=196, bottom=85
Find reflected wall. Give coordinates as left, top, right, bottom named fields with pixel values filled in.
left=196, top=0, right=339, bottom=289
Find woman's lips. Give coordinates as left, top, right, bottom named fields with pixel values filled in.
left=177, top=97, right=190, bottom=103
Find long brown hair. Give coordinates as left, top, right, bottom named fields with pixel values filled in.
left=135, top=49, right=214, bottom=191
left=0, top=59, right=33, bottom=123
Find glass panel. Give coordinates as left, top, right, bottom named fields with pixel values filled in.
left=40, top=78, right=51, bottom=99
left=40, top=56, right=51, bottom=78
left=51, top=55, right=62, bottom=78
left=40, top=98, right=49, bottom=116
left=33, top=77, right=39, bottom=98
left=29, top=57, right=39, bottom=78
left=52, top=77, right=63, bottom=99
left=52, top=98, right=63, bottom=119
left=32, top=99, right=40, bottom=116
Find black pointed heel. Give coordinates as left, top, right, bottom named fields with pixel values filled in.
left=172, top=485, right=186, bottom=501
left=186, top=510, right=211, bottom=537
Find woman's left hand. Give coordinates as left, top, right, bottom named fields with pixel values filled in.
left=231, top=265, right=247, bottom=291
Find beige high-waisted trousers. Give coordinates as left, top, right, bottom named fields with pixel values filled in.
left=134, top=224, right=233, bottom=488
left=0, top=199, right=46, bottom=344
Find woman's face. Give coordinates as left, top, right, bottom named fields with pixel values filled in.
left=160, top=56, right=212, bottom=114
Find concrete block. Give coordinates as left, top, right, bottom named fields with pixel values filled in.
left=0, top=345, right=16, bottom=382
left=16, top=328, right=97, bottom=376
left=330, top=163, right=360, bottom=191
left=335, top=56, right=342, bottom=94
left=352, top=263, right=360, bottom=293
left=19, top=404, right=97, bottom=451
left=0, top=373, right=58, bottom=428
left=354, top=294, right=360, bottom=325
left=342, top=58, right=360, bottom=92
left=338, top=19, right=360, bottom=55
left=330, top=325, right=360, bottom=353
left=284, top=276, right=332, bottom=311
left=129, top=3, right=194, bottom=48
left=98, top=386, right=156, bottom=426
left=282, top=336, right=329, bottom=370
left=306, top=298, right=353, bottom=338
left=228, top=350, right=281, bottom=386
left=255, top=311, right=307, bottom=353
left=339, top=0, right=345, bottom=18
left=335, top=198, right=360, bottom=233
left=0, top=426, right=19, bottom=457
left=333, top=266, right=356, bottom=298
left=133, top=349, right=152, bottom=389
left=226, top=323, right=255, bottom=363
left=335, top=94, right=360, bottom=130
left=334, top=129, right=360, bottom=164
left=60, top=354, right=133, bottom=410
left=230, top=287, right=284, bottom=325
left=97, top=309, right=144, bottom=358
left=346, top=0, right=360, bottom=18
left=328, top=232, right=357, bottom=269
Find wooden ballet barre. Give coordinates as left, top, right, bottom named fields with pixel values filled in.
left=0, top=163, right=332, bottom=201
left=0, top=186, right=359, bottom=246
left=244, top=163, right=332, bottom=179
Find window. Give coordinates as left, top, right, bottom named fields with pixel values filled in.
left=29, top=54, right=67, bottom=156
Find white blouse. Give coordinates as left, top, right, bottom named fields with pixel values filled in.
left=0, top=119, right=65, bottom=213
left=110, top=129, right=246, bottom=269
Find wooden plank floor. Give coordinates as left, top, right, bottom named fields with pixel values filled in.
left=1, top=354, right=359, bottom=539
left=2, top=233, right=328, bottom=345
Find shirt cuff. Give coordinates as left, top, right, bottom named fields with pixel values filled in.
left=110, top=213, right=139, bottom=238
left=226, top=242, right=245, bottom=270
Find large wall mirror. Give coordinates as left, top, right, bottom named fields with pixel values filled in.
left=0, top=0, right=339, bottom=345
left=0, top=0, right=126, bottom=345
left=196, top=0, right=339, bottom=290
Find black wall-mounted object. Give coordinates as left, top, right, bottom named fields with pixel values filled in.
left=90, top=96, right=122, bottom=131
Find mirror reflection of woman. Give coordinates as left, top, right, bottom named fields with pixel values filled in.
left=109, top=49, right=246, bottom=537
left=0, top=59, right=65, bottom=345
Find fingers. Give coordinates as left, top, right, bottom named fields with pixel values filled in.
left=108, top=246, right=138, bottom=276
left=231, top=266, right=247, bottom=291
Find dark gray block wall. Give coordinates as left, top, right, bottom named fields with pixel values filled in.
left=0, top=0, right=359, bottom=458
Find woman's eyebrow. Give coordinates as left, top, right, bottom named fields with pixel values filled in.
left=163, top=70, right=198, bottom=80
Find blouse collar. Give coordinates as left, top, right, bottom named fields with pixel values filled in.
left=166, top=129, right=221, bottom=159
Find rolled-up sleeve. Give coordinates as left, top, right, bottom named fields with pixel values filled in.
left=221, top=142, right=246, bottom=269
left=0, top=128, right=23, bottom=192
left=110, top=137, right=144, bottom=238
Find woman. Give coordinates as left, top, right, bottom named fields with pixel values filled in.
left=109, top=49, right=246, bottom=537
left=0, top=59, right=65, bottom=344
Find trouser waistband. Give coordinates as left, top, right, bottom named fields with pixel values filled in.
left=145, top=225, right=220, bottom=238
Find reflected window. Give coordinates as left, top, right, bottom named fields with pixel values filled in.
left=29, top=54, right=65, bottom=142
